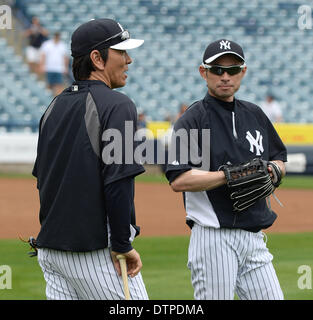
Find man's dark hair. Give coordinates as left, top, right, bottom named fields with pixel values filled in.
left=72, top=48, right=109, bottom=81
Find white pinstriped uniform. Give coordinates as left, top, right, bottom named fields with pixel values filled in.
left=37, top=248, right=148, bottom=300
left=187, top=224, right=284, bottom=300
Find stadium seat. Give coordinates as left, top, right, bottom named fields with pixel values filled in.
left=0, top=0, right=311, bottom=128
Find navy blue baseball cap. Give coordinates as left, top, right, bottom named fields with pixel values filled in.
left=71, top=18, right=144, bottom=57
left=203, top=39, right=245, bottom=64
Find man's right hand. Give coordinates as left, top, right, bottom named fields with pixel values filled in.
left=111, top=249, right=142, bottom=278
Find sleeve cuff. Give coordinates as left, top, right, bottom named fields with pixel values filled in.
left=111, top=241, right=133, bottom=253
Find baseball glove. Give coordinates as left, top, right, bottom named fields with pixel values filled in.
left=221, top=158, right=282, bottom=212
left=19, top=236, right=38, bottom=257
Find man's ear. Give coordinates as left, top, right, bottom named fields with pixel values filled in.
left=241, top=65, right=247, bottom=78
left=199, top=64, right=207, bottom=80
left=90, top=50, right=105, bottom=71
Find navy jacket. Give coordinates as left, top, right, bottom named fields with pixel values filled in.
left=166, top=93, right=287, bottom=232
left=33, top=80, right=144, bottom=252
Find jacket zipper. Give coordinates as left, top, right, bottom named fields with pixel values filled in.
left=232, top=111, right=238, bottom=225
left=232, top=111, right=238, bottom=139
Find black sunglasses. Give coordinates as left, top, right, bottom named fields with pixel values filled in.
left=91, top=30, right=130, bottom=50
left=202, top=63, right=246, bottom=76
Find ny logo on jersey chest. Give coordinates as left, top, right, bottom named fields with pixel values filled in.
left=246, top=130, right=264, bottom=156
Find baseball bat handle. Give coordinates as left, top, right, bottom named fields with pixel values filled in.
left=116, top=254, right=131, bottom=300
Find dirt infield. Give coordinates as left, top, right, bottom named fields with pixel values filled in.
left=1, top=178, right=313, bottom=239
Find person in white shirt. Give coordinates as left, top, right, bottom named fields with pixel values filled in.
left=260, top=95, right=283, bottom=123
left=40, top=32, right=69, bottom=96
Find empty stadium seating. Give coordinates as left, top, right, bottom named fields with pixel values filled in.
left=0, top=0, right=312, bottom=131
left=0, top=37, right=53, bottom=132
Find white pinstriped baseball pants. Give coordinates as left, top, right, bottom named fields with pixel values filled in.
left=37, top=247, right=148, bottom=300
left=187, top=224, right=284, bottom=300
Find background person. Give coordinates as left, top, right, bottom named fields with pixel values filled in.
left=39, top=32, right=69, bottom=96
left=175, top=103, right=188, bottom=122
left=260, top=94, right=283, bottom=123
left=23, top=16, right=49, bottom=75
left=137, top=112, right=147, bottom=129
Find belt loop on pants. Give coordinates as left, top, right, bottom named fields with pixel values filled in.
left=261, top=231, right=268, bottom=244
left=186, top=220, right=195, bottom=229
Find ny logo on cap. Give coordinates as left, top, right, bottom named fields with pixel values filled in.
left=220, top=40, right=231, bottom=50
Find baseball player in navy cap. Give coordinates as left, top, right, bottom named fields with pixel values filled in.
left=32, top=18, right=148, bottom=300
left=166, top=39, right=287, bottom=300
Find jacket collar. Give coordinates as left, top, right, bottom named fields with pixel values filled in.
left=204, top=92, right=236, bottom=112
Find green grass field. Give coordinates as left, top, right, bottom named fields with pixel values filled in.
left=1, top=172, right=313, bottom=189
left=0, top=173, right=312, bottom=300
left=0, top=233, right=313, bottom=300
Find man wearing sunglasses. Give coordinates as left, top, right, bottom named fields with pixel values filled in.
left=166, top=39, right=287, bottom=300
left=32, top=19, right=148, bottom=300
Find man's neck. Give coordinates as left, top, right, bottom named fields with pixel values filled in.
left=208, top=91, right=234, bottom=103
left=88, top=72, right=111, bottom=88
